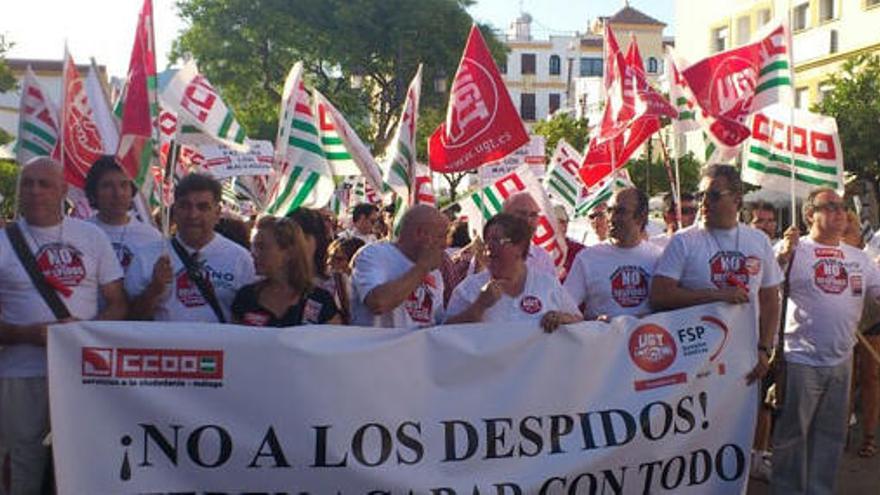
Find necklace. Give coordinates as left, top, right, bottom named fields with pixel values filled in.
left=22, top=218, right=65, bottom=251
left=707, top=224, right=740, bottom=255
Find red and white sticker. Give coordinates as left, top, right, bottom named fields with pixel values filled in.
left=709, top=251, right=749, bottom=290
left=520, top=295, right=543, bottom=314
left=745, top=256, right=762, bottom=276
left=629, top=324, right=677, bottom=374
left=176, top=270, right=207, bottom=307
left=35, top=243, right=87, bottom=286
left=242, top=311, right=271, bottom=327
left=404, top=286, right=434, bottom=324
left=813, top=259, right=848, bottom=294
left=610, top=266, right=649, bottom=308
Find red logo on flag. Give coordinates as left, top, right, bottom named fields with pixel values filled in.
left=428, top=26, right=528, bottom=173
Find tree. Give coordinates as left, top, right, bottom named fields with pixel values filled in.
left=628, top=150, right=702, bottom=198
left=0, top=160, right=19, bottom=218
left=0, top=34, right=17, bottom=146
left=173, top=0, right=506, bottom=158
left=811, top=53, right=880, bottom=180
left=532, top=113, right=590, bottom=157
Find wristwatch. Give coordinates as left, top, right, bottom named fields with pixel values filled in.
left=757, top=344, right=773, bottom=359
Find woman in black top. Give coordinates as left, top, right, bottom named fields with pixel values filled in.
left=232, top=217, right=341, bottom=327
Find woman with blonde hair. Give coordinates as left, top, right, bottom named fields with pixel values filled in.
left=232, top=216, right=341, bottom=326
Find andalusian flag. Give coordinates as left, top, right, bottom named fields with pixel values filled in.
left=382, top=65, right=422, bottom=199
left=664, top=48, right=699, bottom=135
left=313, top=90, right=384, bottom=191
left=265, top=62, right=333, bottom=214
left=16, top=67, right=59, bottom=164
left=161, top=60, right=247, bottom=150
left=459, top=165, right=566, bottom=267
left=544, top=139, right=585, bottom=213
left=742, top=104, right=844, bottom=196
left=116, top=0, right=158, bottom=189
left=574, top=171, right=634, bottom=218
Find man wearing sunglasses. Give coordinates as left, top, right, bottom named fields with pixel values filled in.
left=650, top=191, right=696, bottom=249
left=564, top=187, right=662, bottom=320
left=650, top=164, right=782, bottom=386
left=770, top=188, right=880, bottom=494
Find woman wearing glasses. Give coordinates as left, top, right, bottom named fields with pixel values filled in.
left=232, top=217, right=341, bottom=327
left=445, top=213, right=582, bottom=332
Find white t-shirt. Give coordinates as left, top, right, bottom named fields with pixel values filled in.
left=342, top=228, right=377, bottom=245
left=564, top=240, right=662, bottom=319
left=649, top=233, right=672, bottom=250
left=654, top=223, right=783, bottom=299
left=528, top=244, right=558, bottom=277
left=784, top=237, right=880, bottom=366
left=0, top=218, right=123, bottom=377
left=88, top=216, right=163, bottom=272
left=125, top=234, right=255, bottom=322
left=350, top=242, right=444, bottom=329
left=446, top=268, right=580, bottom=324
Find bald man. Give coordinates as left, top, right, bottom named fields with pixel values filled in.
left=350, top=205, right=449, bottom=328
left=502, top=192, right=557, bottom=277
left=0, top=158, right=126, bottom=493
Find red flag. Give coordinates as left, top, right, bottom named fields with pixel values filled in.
left=54, top=52, right=103, bottom=189
left=116, top=0, right=158, bottom=187
left=681, top=23, right=791, bottom=148
left=428, top=25, right=528, bottom=173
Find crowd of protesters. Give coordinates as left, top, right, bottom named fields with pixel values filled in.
left=1, top=155, right=879, bottom=495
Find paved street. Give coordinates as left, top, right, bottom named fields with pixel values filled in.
left=747, top=423, right=880, bottom=494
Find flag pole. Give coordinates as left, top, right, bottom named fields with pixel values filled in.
left=673, top=130, right=683, bottom=230
left=787, top=0, right=797, bottom=228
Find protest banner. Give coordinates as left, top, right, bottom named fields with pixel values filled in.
left=742, top=104, right=844, bottom=197
left=50, top=302, right=757, bottom=494
left=200, top=140, right=274, bottom=179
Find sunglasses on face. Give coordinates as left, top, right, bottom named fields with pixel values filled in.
left=695, top=190, right=734, bottom=203
left=813, top=202, right=846, bottom=213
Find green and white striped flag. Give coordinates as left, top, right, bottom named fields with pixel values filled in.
left=665, top=48, right=700, bottom=135
left=742, top=104, right=844, bottom=197
left=265, top=62, right=334, bottom=215
left=574, top=170, right=634, bottom=218
left=16, top=67, right=59, bottom=164
left=543, top=139, right=585, bottom=213
left=313, top=90, right=385, bottom=191
left=458, top=165, right=567, bottom=267
left=381, top=65, right=422, bottom=199
left=160, top=60, right=247, bottom=150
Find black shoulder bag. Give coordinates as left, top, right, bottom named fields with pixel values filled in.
left=6, top=222, right=72, bottom=320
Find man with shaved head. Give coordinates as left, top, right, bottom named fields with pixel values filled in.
left=502, top=192, right=556, bottom=277
left=0, top=157, right=127, bottom=493
left=350, top=204, right=449, bottom=328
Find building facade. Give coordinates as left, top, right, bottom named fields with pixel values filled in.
left=499, top=5, right=671, bottom=128
left=674, top=0, right=880, bottom=110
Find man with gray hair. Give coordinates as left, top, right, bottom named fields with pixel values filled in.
left=0, top=157, right=127, bottom=494
left=350, top=204, right=449, bottom=328
left=502, top=192, right=557, bottom=277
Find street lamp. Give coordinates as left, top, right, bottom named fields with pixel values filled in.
left=433, top=69, right=448, bottom=94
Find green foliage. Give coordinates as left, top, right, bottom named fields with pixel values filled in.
left=628, top=150, right=702, bottom=198
left=0, top=34, right=15, bottom=94
left=532, top=113, right=589, bottom=157
left=173, top=0, right=506, bottom=157
left=811, top=53, right=880, bottom=179
left=0, top=160, right=19, bottom=218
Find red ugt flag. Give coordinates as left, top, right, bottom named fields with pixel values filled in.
left=55, top=52, right=103, bottom=189
left=428, top=25, right=528, bottom=173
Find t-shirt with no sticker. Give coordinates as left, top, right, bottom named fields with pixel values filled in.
left=446, top=268, right=580, bottom=324
left=350, top=242, right=444, bottom=329
left=0, top=218, right=123, bottom=377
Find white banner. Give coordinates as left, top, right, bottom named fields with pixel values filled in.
left=49, top=303, right=757, bottom=494
left=200, top=140, right=275, bottom=179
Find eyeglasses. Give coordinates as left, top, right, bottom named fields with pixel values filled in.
left=813, top=202, right=846, bottom=213
left=695, top=189, right=734, bottom=203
